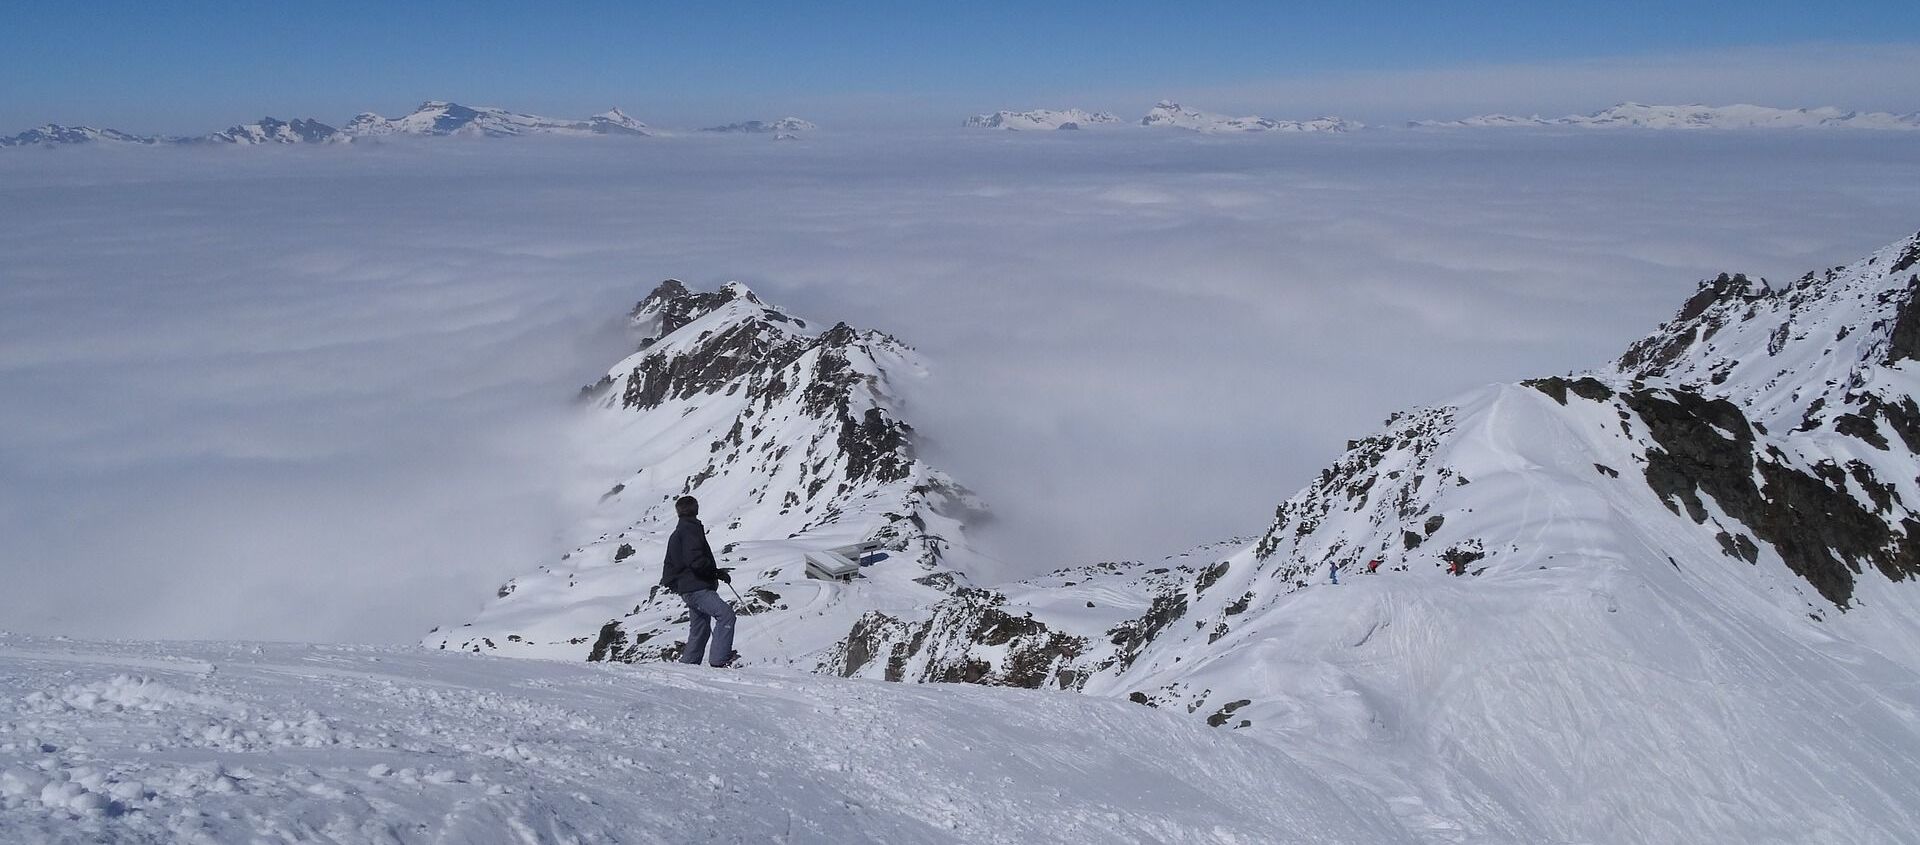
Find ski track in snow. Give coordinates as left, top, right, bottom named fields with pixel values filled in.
left=0, top=634, right=1411, bottom=844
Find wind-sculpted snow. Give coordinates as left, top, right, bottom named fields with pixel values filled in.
left=0, top=634, right=1412, bottom=844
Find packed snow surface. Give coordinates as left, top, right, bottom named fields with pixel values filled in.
left=0, top=634, right=1409, bottom=844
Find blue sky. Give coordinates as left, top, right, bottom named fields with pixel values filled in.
left=5, top=1, right=1920, bottom=131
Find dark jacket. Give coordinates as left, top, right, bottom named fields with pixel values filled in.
left=660, top=517, right=722, bottom=594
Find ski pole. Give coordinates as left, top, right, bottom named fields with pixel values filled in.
left=725, top=581, right=744, bottom=604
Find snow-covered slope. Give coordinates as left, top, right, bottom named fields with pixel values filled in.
left=1140, top=101, right=1362, bottom=133
left=963, top=109, right=1122, bottom=131
left=430, top=281, right=993, bottom=669
left=0, top=633, right=1412, bottom=844
left=198, top=117, right=344, bottom=145
left=816, top=231, right=1920, bottom=842
left=341, top=102, right=652, bottom=138
left=701, top=117, right=817, bottom=133
left=1414, top=102, right=1920, bottom=130
left=424, top=235, right=1920, bottom=841
left=0, top=124, right=159, bottom=146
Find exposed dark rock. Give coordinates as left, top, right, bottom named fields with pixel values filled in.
left=621, top=319, right=807, bottom=411
left=734, top=588, right=786, bottom=616
left=1442, top=542, right=1485, bottom=575
left=613, top=543, right=636, bottom=562
left=1224, top=591, right=1253, bottom=616
left=1625, top=387, right=1920, bottom=607
left=1853, top=394, right=1920, bottom=453
left=1893, top=238, right=1920, bottom=274
left=1523, top=377, right=1569, bottom=404
left=1617, top=326, right=1698, bottom=377
left=577, top=373, right=615, bottom=401
left=1206, top=699, right=1252, bottom=728
left=1617, top=274, right=1767, bottom=377
left=1833, top=411, right=1889, bottom=449
left=827, top=588, right=1088, bottom=689
left=1194, top=562, right=1230, bottom=595
left=1570, top=378, right=1615, bottom=402
left=1100, top=591, right=1189, bottom=675
left=1522, top=375, right=1611, bottom=405
left=631, top=279, right=738, bottom=337
left=587, top=620, right=630, bottom=662
left=1256, top=407, right=1454, bottom=560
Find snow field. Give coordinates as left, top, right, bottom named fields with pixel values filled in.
left=0, top=634, right=1411, bottom=844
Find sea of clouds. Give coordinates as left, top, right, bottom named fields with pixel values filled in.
left=2, top=129, right=1916, bottom=642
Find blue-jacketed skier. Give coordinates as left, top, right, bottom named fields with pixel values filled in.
left=660, top=496, right=738, bottom=667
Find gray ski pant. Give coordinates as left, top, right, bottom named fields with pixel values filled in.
left=677, top=589, right=736, bottom=666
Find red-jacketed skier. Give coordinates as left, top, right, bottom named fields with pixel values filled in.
left=659, top=495, right=739, bottom=667
left=1367, top=559, right=1381, bottom=574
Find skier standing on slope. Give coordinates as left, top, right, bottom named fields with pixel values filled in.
left=660, top=495, right=739, bottom=667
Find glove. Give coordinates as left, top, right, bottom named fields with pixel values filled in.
left=716, top=568, right=733, bottom=583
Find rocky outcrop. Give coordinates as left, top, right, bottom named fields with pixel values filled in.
left=826, top=587, right=1089, bottom=688
left=1253, top=406, right=1456, bottom=573
left=1616, top=273, right=1769, bottom=376
left=430, top=280, right=985, bottom=663
left=808, top=230, right=1920, bottom=737
left=1626, top=386, right=1920, bottom=607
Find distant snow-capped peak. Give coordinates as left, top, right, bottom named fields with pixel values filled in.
left=0, top=124, right=159, bottom=146
left=701, top=117, right=818, bottom=133
left=964, top=109, right=1122, bottom=131
left=430, top=279, right=990, bottom=663
left=1140, top=101, right=1361, bottom=133
left=1412, top=102, right=1920, bottom=130
left=590, top=108, right=652, bottom=135
left=200, top=117, right=345, bottom=145
left=341, top=101, right=654, bottom=138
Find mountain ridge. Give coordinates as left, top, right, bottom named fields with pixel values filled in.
left=0, top=101, right=691, bottom=146
left=964, top=108, right=1122, bottom=131
left=1139, top=100, right=1363, bottom=133
left=802, top=229, right=1920, bottom=841
left=429, top=279, right=993, bottom=666
left=1412, top=102, right=1920, bottom=130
